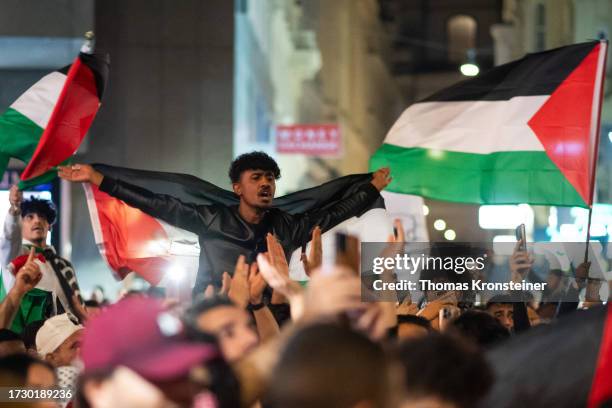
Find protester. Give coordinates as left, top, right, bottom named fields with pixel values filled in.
left=0, top=328, right=26, bottom=356
left=267, top=324, right=391, bottom=408
left=448, top=310, right=510, bottom=348
left=397, top=333, right=493, bottom=408
left=79, top=296, right=240, bottom=408
left=58, top=154, right=392, bottom=295
left=0, top=188, right=85, bottom=331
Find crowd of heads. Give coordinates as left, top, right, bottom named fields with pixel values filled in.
left=0, top=155, right=609, bottom=407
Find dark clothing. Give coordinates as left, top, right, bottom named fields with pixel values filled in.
left=99, top=177, right=380, bottom=294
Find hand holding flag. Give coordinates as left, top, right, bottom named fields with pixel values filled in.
left=58, top=163, right=104, bottom=185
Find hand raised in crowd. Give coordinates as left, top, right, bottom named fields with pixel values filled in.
left=248, top=262, right=267, bottom=305
left=8, top=185, right=23, bottom=215
left=300, top=226, right=322, bottom=277
left=509, top=239, right=533, bottom=282
left=257, top=253, right=304, bottom=319
left=58, top=164, right=104, bottom=186
left=370, top=167, right=392, bottom=191
left=14, top=248, right=42, bottom=296
left=266, top=233, right=291, bottom=304
left=222, top=255, right=250, bottom=308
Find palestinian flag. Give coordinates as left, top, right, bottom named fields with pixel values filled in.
left=484, top=305, right=612, bottom=407
left=0, top=52, right=109, bottom=187
left=370, top=41, right=608, bottom=208
left=84, top=164, right=391, bottom=285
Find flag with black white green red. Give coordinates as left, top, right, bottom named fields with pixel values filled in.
left=0, top=52, right=109, bottom=187
left=370, top=40, right=608, bottom=208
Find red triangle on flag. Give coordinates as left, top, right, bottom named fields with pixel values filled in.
left=528, top=43, right=601, bottom=206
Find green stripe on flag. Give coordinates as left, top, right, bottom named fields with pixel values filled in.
left=0, top=107, right=44, bottom=163
left=370, top=144, right=586, bottom=207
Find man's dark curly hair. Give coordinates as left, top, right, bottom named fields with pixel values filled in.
left=20, top=197, right=57, bottom=225
left=228, top=151, right=280, bottom=184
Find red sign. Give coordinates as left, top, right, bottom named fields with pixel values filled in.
left=276, top=124, right=341, bottom=156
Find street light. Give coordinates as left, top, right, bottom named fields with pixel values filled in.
left=460, top=49, right=479, bottom=77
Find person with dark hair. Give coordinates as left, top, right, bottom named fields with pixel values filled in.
left=0, top=186, right=84, bottom=333
left=184, top=295, right=259, bottom=363
left=22, top=319, right=45, bottom=355
left=0, top=328, right=25, bottom=357
left=397, top=314, right=432, bottom=340
left=486, top=294, right=515, bottom=331
left=0, top=353, right=56, bottom=388
left=397, top=333, right=494, bottom=408
left=448, top=310, right=510, bottom=348
left=59, top=153, right=391, bottom=295
left=267, top=324, right=390, bottom=408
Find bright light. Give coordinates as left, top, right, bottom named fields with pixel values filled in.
left=492, top=235, right=517, bottom=242
left=167, top=265, right=185, bottom=282
left=460, top=63, right=479, bottom=76
left=608, top=131, right=612, bottom=143
left=444, top=229, right=456, bottom=240
left=427, top=149, right=445, bottom=160
left=422, top=205, right=430, bottom=216
left=478, top=205, right=534, bottom=229
left=433, top=219, right=446, bottom=231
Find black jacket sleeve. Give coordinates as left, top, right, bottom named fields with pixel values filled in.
left=99, top=177, right=214, bottom=234
left=290, top=182, right=380, bottom=245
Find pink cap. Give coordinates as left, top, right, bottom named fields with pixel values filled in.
left=81, top=296, right=217, bottom=381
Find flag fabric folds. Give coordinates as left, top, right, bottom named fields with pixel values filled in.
left=484, top=305, right=612, bottom=407
left=0, top=52, right=109, bottom=187
left=85, top=164, right=391, bottom=285
left=370, top=41, right=608, bottom=208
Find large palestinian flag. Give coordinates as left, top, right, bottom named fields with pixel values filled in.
left=484, top=305, right=612, bottom=407
left=370, top=41, right=608, bottom=208
left=0, top=52, right=109, bottom=187
left=84, top=165, right=391, bottom=285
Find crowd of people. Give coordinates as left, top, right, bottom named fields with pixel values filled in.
left=0, top=152, right=610, bottom=407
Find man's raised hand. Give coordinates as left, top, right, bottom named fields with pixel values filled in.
left=14, top=248, right=42, bottom=296
left=9, top=185, right=23, bottom=215
left=58, top=164, right=104, bottom=186
left=371, top=167, right=392, bottom=191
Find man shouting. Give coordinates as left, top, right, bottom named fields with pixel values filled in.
left=59, top=152, right=391, bottom=295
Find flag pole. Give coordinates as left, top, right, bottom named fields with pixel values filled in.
left=583, top=39, right=608, bottom=265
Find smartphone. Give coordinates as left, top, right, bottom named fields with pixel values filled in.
left=515, top=224, right=526, bottom=252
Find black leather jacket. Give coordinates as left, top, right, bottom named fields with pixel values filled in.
left=99, top=177, right=380, bottom=294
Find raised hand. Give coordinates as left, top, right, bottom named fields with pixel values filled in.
left=257, top=253, right=303, bottom=319
left=371, top=167, right=392, bottom=191
left=509, top=239, right=533, bottom=282
left=14, top=248, right=42, bottom=295
left=58, top=164, right=104, bottom=186
left=227, top=255, right=250, bottom=308
left=248, top=262, right=267, bottom=304
left=8, top=185, right=23, bottom=215
left=301, top=226, right=322, bottom=277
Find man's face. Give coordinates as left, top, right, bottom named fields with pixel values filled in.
left=487, top=304, right=514, bottom=331
left=196, top=306, right=258, bottom=362
left=233, top=170, right=276, bottom=210
left=48, top=329, right=83, bottom=367
left=22, top=212, right=50, bottom=245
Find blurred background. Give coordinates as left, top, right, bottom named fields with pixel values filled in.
left=0, top=0, right=610, bottom=297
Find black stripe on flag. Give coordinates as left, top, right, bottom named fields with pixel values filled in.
left=93, top=164, right=384, bottom=216
left=80, top=52, right=110, bottom=100
left=422, top=41, right=599, bottom=102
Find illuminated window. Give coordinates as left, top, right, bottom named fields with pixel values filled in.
left=447, top=15, right=477, bottom=64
